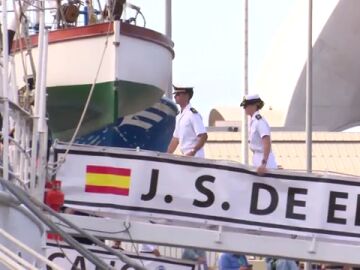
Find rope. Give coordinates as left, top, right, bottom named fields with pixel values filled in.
left=49, top=20, right=115, bottom=176
left=48, top=0, right=124, bottom=175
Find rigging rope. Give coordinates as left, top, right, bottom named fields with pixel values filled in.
left=48, top=2, right=122, bottom=176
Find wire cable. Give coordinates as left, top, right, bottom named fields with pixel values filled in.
left=0, top=178, right=113, bottom=270
left=48, top=21, right=114, bottom=176
left=49, top=1, right=128, bottom=175
left=55, top=221, right=131, bottom=234
left=0, top=178, right=148, bottom=270
left=55, top=237, right=75, bottom=266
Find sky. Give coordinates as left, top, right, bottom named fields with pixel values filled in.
left=130, top=0, right=296, bottom=122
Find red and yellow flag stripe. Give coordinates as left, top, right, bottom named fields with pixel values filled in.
left=85, top=165, right=131, bottom=195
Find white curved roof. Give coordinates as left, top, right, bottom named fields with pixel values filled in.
left=254, top=0, right=360, bottom=131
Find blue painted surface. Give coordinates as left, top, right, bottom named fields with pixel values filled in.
left=76, top=97, right=178, bottom=152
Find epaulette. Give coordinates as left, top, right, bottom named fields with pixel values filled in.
left=190, top=107, right=198, bottom=113
left=255, top=114, right=262, bottom=120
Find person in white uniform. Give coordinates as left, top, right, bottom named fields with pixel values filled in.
left=240, top=94, right=277, bottom=175
left=241, top=94, right=298, bottom=270
left=139, top=244, right=160, bottom=257
left=167, top=86, right=208, bottom=158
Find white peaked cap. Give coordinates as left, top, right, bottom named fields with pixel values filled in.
left=244, top=94, right=261, bottom=101
left=240, top=94, right=264, bottom=108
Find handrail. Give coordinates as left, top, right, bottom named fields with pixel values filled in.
left=0, top=98, right=32, bottom=120
left=0, top=244, right=38, bottom=270
left=0, top=249, right=21, bottom=270
left=0, top=135, right=32, bottom=161
left=282, top=168, right=360, bottom=178
left=0, top=229, right=63, bottom=270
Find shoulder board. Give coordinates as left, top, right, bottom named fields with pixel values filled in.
left=255, top=114, right=262, bottom=120
left=190, top=107, right=198, bottom=113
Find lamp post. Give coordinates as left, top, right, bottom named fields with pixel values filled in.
left=242, top=0, right=249, bottom=165
left=165, top=0, right=172, bottom=99
left=306, top=0, right=313, bottom=173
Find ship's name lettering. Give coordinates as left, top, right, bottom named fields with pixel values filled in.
left=140, top=169, right=360, bottom=226
left=48, top=252, right=132, bottom=269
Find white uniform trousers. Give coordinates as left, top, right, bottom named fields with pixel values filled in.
left=252, top=152, right=277, bottom=169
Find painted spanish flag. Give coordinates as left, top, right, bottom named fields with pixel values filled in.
left=85, top=165, right=131, bottom=196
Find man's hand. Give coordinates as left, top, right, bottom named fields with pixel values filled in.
left=153, top=249, right=161, bottom=257
left=257, top=164, right=267, bottom=175
left=167, top=137, right=179, bottom=154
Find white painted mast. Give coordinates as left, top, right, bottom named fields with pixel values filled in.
left=241, top=0, right=249, bottom=165
left=37, top=28, right=49, bottom=199
left=165, top=0, right=172, bottom=99
left=305, top=0, right=313, bottom=174
left=304, top=2, right=313, bottom=269
left=30, top=0, right=46, bottom=194
left=2, top=0, right=10, bottom=181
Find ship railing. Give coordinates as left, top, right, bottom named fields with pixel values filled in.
left=282, top=168, right=359, bottom=178
left=2, top=0, right=50, bottom=197
left=13, top=0, right=146, bottom=33
left=0, top=97, right=34, bottom=189
left=0, top=229, right=62, bottom=270
left=0, top=83, right=47, bottom=199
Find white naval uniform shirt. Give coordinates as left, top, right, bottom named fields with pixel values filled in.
left=173, top=103, right=207, bottom=158
left=139, top=244, right=158, bottom=253
left=249, top=111, right=277, bottom=169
